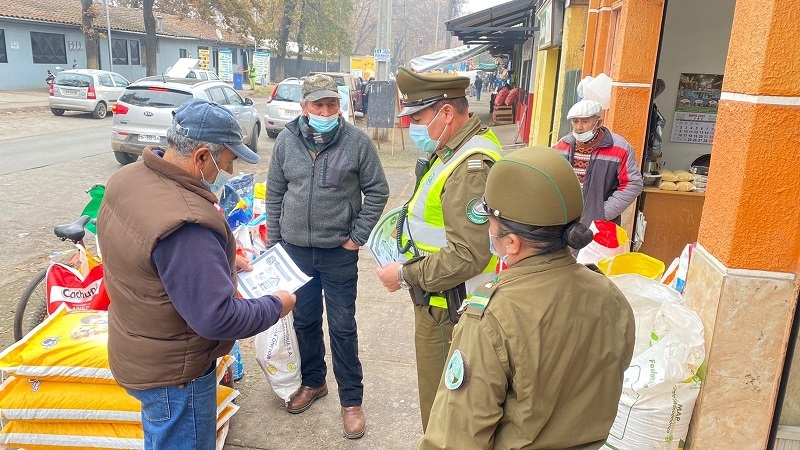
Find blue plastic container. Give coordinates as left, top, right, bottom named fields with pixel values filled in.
left=230, top=340, right=244, bottom=381
left=233, top=73, right=244, bottom=90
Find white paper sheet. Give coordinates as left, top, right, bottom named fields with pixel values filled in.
left=236, top=244, right=311, bottom=298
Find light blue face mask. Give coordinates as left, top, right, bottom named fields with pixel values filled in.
left=489, top=232, right=509, bottom=270
left=308, top=113, right=339, bottom=133
left=201, top=154, right=232, bottom=194
left=409, top=109, right=447, bottom=153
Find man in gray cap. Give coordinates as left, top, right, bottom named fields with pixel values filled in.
left=554, top=99, right=643, bottom=227
left=98, top=98, right=296, bottom=450
left=267, top=74, right=389, bottom=439
left=375, top=67, right=501, bottom=431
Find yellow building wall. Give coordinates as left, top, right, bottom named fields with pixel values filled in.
left=529, top=49, right=560, bottom=146
left=551, top=3, right=590, bottom=145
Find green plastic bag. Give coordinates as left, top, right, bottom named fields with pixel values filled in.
left=80, top=185, right=105, bottom=235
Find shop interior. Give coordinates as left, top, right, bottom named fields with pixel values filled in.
left=636, top=0, right=734, bottom=266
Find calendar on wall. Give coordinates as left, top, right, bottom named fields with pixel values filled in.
left=670, top=112, right=716, bottom=144
left=670, top=73, right=724, bottom=144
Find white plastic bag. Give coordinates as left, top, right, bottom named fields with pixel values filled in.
left=254, top=312, right=301, bottom=402
left=605, top=274, right=705, bottom=450
left=576, top=220, right=629, bottom=265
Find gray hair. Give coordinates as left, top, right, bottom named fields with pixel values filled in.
left=166, top=126, right=224, bottom=159
left=432, top=97, right=469, bottom=115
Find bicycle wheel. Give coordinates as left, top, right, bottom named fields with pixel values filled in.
left=14, top=267, right=49, bottom=342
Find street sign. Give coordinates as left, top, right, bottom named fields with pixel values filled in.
left=374, top=49, right=390, bottom=62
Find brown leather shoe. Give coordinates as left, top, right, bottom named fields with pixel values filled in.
left=341, top=406, right=365, bottom=439
left=286, top=384, right=328, bottom=414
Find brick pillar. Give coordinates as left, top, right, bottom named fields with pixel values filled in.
left=683, top=0, right=800, bottom=447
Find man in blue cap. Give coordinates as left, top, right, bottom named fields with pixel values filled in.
left=98, top=99, right=296, bottom=450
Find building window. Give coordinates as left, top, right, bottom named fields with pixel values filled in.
left=130, top=41, right=140, bottom=65
left=112, top=38, right=128, bottom=65
left=0, top=30, right=7, bottom=63
left=231, top=49, right=237, bottom=65
left=212, top=48, right=218, bottom=68
left=30, top=31, right=66, bottom=64
left=179, top=48, right=187, bottom=58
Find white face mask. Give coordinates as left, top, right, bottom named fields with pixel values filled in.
left=572, top=119, right=600, bottom=143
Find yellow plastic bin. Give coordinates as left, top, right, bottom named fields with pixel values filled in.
left=597, top=252, right=665, bottom=280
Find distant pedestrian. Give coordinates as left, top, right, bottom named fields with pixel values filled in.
left=474, top=74, right=483, bottom=101
left=248, top=65, right=257, bottom=90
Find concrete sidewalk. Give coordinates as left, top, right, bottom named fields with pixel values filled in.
left=0, top=89, right=51, bottom=113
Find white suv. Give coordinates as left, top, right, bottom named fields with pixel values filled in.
left=263, top=77, right=303, bottom=138
left=111, top=77, right=260, bottom=165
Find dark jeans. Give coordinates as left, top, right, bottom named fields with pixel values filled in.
left=282, top=242, right=363, bottom=407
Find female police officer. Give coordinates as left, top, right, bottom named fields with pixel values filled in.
left=418, top=146, right=636, bottom=449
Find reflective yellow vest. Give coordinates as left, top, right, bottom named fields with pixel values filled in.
left=400, top=132, right=502, bottom=308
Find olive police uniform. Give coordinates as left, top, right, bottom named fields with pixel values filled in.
left=395, top=67, right=501, bottom=430
left=418, top=147, right=636, bottom=449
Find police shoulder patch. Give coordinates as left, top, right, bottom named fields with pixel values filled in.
left=466, top=197, right=489, bottom=224
left=445, top=349, right=467, bottom=390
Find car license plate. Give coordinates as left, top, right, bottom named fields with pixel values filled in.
left=62, top=89, right=79, bottom=96
left=138, top=134, right=161, bottom=143
left=280, top=109, right=300, bottom=119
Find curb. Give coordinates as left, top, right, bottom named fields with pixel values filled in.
left=0, top=105, right=50, bottom=114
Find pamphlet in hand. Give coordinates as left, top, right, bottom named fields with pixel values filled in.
left=366, top=207, right=408, bottom=267
left=237, top=243, right=311, bottom=298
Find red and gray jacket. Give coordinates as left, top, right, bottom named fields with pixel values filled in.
left=554, top=128, right=643, bottom=227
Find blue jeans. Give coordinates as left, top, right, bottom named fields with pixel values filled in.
left=283, top=242, right=363, bottom=407
left=126, top=364, right=217, bottom=450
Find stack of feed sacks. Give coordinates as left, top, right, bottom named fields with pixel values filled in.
left=0, top=306, right=239, bottom=450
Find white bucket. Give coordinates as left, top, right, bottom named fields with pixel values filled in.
left=583, top=73, right=612, bottom=109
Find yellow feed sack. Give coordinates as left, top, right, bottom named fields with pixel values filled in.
left=217, top=385, right=239, bottom=416
left=216, top=354, right=233, bottom=385
left=217, top=403, right=239, bottom=431
left=0, top=420, right=143, bottom=449
left=0, top=376, right=139, bottom=422
left=0, top=306, right=114, bottom=384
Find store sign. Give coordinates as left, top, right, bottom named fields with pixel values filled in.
left=536, top=0, right=565, bottom=50
left=522, top=37, right=534, bottom=61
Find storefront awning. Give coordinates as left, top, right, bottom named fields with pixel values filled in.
left=408, top=44, right=492, bottom=73
left=446, top=0, right=538, bottom=46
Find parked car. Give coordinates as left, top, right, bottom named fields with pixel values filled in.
left=263, top=77, right=304, bottom=138
left=165, top=58, right=220, bottom=80
left=48, top=69, right=130, bottom=119
left=111, top=77, right=260, bottom=165
left=309, top=71, right=364, bottom=113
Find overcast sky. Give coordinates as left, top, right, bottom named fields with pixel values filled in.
left=465, top=0, right=512, bottom=14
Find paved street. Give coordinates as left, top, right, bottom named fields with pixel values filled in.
left=0, top=93, right=522, bottom=449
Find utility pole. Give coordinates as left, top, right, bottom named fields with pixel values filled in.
left=445, top=0, right=453, bottom=49
left=376, top=0, right=392, bottom=81
left=103, top=0, right=113, bottom=71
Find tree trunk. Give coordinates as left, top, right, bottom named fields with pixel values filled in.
left=295, top=7, right=306, bottom=77
left=143, top=0, right=157, bottom=76
left=81, top=0, right=100, bottom=69
left=275, top=0, right=296, bottom=81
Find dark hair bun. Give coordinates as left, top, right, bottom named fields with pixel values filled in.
left=563, top=222, right=593, bottom=249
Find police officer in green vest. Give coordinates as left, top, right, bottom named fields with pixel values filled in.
left=418, top=147, right=636, bottom=449
left=375, top=67, right=501, bottom=431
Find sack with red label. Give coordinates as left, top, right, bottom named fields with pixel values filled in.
left=46, top=263, right=110, bottom=314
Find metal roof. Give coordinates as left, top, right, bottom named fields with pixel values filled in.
left=445, top=0, right=538, bottom=46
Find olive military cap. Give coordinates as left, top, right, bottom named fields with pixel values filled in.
left=473, top=146, right=584, bottom=226
left=303, top=74, right=341, bottom=101
left=396, top=67, right=469, bottom=117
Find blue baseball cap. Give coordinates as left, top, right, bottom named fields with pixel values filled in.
left=170, top=98, right=260, bottom=164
